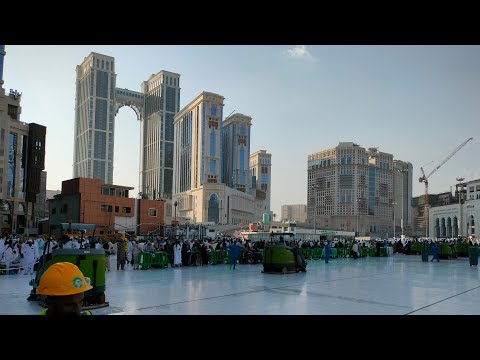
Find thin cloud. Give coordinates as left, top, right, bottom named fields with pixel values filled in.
left=285, top=45, right=313, bottom=59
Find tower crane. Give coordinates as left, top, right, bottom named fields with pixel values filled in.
left=419, top=137, right=473, bottom=238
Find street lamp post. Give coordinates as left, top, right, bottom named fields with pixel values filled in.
left=456, top=178, right=464, bottom=237
left=356, top=198, right=360, bottom=237
left=400, top=183, right=404, bottom=238
left=392, top=202, right=396, bottom=240
left=174, top=200, right=178, bottom=239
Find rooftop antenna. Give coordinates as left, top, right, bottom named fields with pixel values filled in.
left=226, top=110, right=236, bottom=119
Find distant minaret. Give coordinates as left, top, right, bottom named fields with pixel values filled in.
left=0, top=45, right=5, bottom=87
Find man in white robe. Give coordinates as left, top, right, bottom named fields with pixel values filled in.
left=174, top=241, right=182, bottom=267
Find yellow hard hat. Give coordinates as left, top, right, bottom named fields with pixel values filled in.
left=36, top=262, right=93, bottom=296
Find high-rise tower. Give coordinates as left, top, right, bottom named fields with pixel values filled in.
left=73, top=53, right=116, bottom=184
left=140, top=71, right=180, bottom=199
left=222, top=113, right=252, bottom=193
left=250, top=150, right=272, bottom=214
left=73, top=53, right=179, bottom=199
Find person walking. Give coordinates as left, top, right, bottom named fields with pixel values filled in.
left=324, top=241, right=331, bottom=264
left=173, top=241, right=182, bottom=267
left=227, top=240, right=244, bottom=269
left=103, top=240, right=111, bottom=271
left=116, top=238, right=126, bottom=270
left=132, top=241, right=142, bottom=270
left=36, top=262, right=93, bottom=315
left=431, top=243, right=440, bottom=262
left=351, top=241, right=359, bottom=259
left=1, top=240, right=18, bottom=274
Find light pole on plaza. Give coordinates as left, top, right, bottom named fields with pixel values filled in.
left=174, top=200, right=178, bottom=239
left=356, top=198, right=361, bottom=237
left=456, top=177, right=464, bottom=237
left=392, top=202, right=396, bottom=240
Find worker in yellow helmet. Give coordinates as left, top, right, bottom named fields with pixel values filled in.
left=36, top=262, right=93, bottom=315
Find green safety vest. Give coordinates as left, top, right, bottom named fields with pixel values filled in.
left=37, top=308, right=92, bottom=315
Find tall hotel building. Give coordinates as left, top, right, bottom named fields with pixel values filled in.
left=0, top=45, right=46, bottom=235
left=222, top=113, right=252, bottom=193
left=250, top=150, right=272, bottom=215
left=140, top=71, right=180, bottom=199
left=172, top=92, right=270, bottom=225
left=73, top=53, right=117, bottom=184
left=393, top=160, right=413, bottom=236
left=73, top=52, right=180, bottom=199
left=308, top=142, right=397, bottom=237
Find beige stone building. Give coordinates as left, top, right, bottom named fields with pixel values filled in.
left=172, top=92, right=271, bottom=226
left=0, top=46, right=46, bottom=235
left=308, top=142, right=397, bottom=238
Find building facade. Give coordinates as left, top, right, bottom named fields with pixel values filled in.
left=0, top=46, right=46, bottom=235
left=73, top=53, right=117, bottom=184
left=137, top=198, right=166, bottom=235
left=412, top=193, right=450, bottom=237
left=428, top=178, right=480, bottom=238
left=393, top=160, right=413, bottom=236
left=307, top=142, right=394, bottom=237
left=281, top=204, right=307, bottom=223
left=140, top=71, right=180, bottom=199
left=249, top=150, right=272, bottom=219
left=172, top=92, right=270, bottom=226
left=73, top=52, right=180, bottom=199
left=49, top=177, right=165, bottom=236
left=222, top=113, right=252, bottom=193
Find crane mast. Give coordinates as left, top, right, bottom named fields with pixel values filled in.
left=419, top=137, right=473, bottom=238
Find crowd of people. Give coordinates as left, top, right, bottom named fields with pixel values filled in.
left=1, top=232, right=477, bottom=276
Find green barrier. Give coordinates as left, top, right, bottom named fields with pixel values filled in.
left=380, top=247, right=387, bottom=257
left=223, top=250, right=231, bottom=264
left=361, top=248, right=369, bottom=257
left=439, top=244, right=455, bottom=259
left=455, top=244, right=469, bottom=257
left=303, top=248, right=312, bottom=260
left=311, top=248, right=321, bottom=260
left=137, top=252, right=152, bottom=270
left=208, top=250, right=218, bottom=264
left=151, top=251, right=166, bottom=268
left=409, top=243, right=425, bottom=255
left=336, top=248, right=347, bottom=258
left=160, top=251, right=169, bottom=267
left=345, top=247, right=352, bottom=258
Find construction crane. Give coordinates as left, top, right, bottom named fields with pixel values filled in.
left=419, top=137, right=473, bottom=238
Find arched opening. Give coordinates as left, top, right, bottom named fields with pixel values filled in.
left=208, top=194, right=219, bottom=224
left=435, top=218, right=440, bottom=238
left=453, top=216, right=458, bottom=237
left=17, top=203, right=25, bottom=213
left=441, top=218, right=446, bottom=238
left=447, top=217, right=452, bottom=238
left=113, top=106, right=140, bottom=196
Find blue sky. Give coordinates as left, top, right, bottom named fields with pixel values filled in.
left=3, top=45, right=479, bottom=217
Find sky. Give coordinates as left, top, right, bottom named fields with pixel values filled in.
left=3, top=45, right=480, bottom=218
